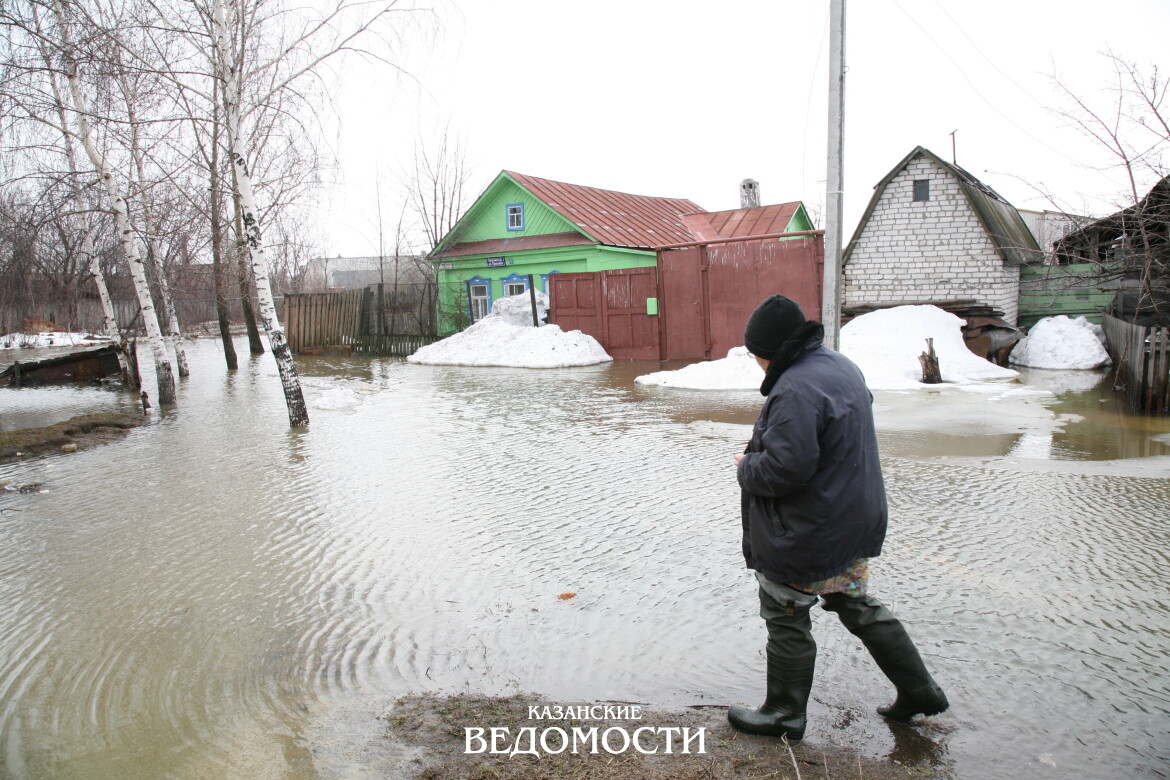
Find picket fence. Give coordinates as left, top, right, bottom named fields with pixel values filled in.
left=1102, top=312, right=1170, bottom=414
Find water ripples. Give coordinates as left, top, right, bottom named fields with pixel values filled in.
left=0, top=342, right=1168, bottom=778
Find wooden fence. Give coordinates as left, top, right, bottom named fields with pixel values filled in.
left=283, top=285, right=437, bottom=357
left=284, top=289, right=366, bottom=353
left=1102, top=312, right=1170, bottom=414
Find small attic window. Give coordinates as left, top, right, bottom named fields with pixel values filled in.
left=913, top=180, right=930, bottom=202
left=506, top=203, right=524, bottom=231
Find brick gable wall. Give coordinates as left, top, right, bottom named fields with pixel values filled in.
left=844, top=156, right=1020, bottom=324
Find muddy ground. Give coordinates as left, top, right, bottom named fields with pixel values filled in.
left=0, top=413, right=147, bottom=465
left=379, top=694, right=948, bottom=780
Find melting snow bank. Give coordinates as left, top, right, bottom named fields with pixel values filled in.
left=841, top=305, right=1018, bottom=389
left=408, top=292, right=612, bottom=368
left=635, top=305, right=1020, bottom=391
left=1010, top=315, right=1111, bottom=369
left=1, top=331, right=112, bottom=350
left=635, top=347, right=761, bottom=390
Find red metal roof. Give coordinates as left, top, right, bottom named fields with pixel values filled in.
left=680, top=202, right=802, bottom=240
left=432, top=232, right=594, bottom=259
left=506, top=171, right=703, bottom=249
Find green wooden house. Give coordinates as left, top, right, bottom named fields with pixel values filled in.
left=430, top=171, right=817, bottom=335
left=429, top=171, right=706, bottom=335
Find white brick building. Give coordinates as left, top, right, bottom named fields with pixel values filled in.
left=843, top=147, right=1041, bottom=325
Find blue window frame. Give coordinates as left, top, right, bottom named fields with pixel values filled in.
left=541, top=270, right=560, bottom=293
left=502, top=273, right=529, bottom=297
left=466, top=275, right=492, bottom=322
left=506, top=203, right=524, bottom=231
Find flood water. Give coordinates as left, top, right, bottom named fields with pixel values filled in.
left=1, top=338, right=1168, bottom=780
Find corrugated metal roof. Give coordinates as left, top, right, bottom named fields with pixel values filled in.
left=845, top=146, right=1042, bottom=266
left=506, top=171, right=703, bottom=249
left=680, top=202, right=802, bottom=240
left=432, top=232, right=594, bottom=259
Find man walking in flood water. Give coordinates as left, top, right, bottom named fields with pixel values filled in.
left=728, top=294, right=949, bottom=740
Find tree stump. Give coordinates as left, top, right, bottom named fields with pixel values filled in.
left=919, top=338, right=942, bottom=383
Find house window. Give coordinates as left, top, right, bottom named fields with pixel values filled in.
left=506, top=203, right=524, bottom=231
left=913, top=179, right=930, bottom=202
left=467, top=277, right=491, bottom=322
left=502, top=272, right=529, bottom=297
left=541, top=270, right=559, bottom=292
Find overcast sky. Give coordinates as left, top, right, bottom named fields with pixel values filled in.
left=319, top=0, right=1170, bottom=257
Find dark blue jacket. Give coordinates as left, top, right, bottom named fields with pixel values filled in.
left=738, top=345, right=887, bottom=583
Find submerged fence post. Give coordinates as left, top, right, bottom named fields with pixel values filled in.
left=528, top=275, right=539, bottom=327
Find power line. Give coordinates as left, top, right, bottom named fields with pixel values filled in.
left=801, top=8, right=831, bottom=200
left=888, top=0, right=1081, bottom=164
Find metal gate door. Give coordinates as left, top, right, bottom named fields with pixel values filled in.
left=549, top=268, right=660, bottom=359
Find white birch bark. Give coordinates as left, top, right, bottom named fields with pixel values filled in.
left=52, top=84, right=125, bottom=365
left=32, top=15, right=131, bottom=381
left=52, top=0, right=176, bottom=405
left=122, top=87, right=190, bottom=377
left=214, top=0, right=308, bottom=427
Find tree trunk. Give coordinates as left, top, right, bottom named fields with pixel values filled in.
left=123, top=82, right=189, bottom=378
left=42, top=30, right=131, bottom=383
left=216, top=0, right=307, bottom=427
left=230, top=147, right=308, bottom=426
left=210, top=97, right=238, bottom=370
left=233, top=188, right=265, bottom=356
left=55, top=0, right=176, bottom=405
left=919, top=338, right=942, bottom=384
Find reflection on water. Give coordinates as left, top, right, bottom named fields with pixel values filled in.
left=0, top=340, right=1168, bottom=779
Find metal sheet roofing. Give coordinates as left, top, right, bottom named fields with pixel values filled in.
left=506, top=171, right=703, bottom=249
left=679, top=202, right=803, bottom=241
left=845, top=146, right=1042, bottom=267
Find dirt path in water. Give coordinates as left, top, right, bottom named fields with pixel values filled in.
left=0, top=413, right=147, bottom=465
left=379, top=694, right=950, bottom=780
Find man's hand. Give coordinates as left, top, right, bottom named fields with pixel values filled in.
left=734, top=453, right=746, bottom=466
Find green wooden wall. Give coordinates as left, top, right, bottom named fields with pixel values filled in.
left=1018, top=262, right=1117, bottom=328
left=454, top=179, right=578, bottom=243
left=434, top=244, right=657, bottom=335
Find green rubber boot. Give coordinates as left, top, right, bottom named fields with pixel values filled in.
left=727, top=652, right=816, bottom=739
left=822, top=593, right=949, bottom=722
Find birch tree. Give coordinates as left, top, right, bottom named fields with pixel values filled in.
left=48, top=65, right=129, bottom=378
left=47, top=0, right=178, bottom=404
left=113, top=56, right=190, bottom=377
left=204, top=0, right=411, bottom=426
left=210, top=0, right=305, bottom=424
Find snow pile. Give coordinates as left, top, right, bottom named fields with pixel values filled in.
left=1, top=331, right=111, bottom=349
left=636, top=347, right=762, bottom=390
left=490, top=291, right=548, bottom=328
left=1009, top=316, right=1111, bottom=370
left=408, top=292, right=612, bottom=368
left=634, top=304, right=1021, bottom=391
left=840, top=305, right=1018, bottom=389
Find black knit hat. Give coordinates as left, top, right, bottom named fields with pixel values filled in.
left=744, top=294, right=807, bottom=360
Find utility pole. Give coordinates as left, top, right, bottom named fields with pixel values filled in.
left=822, top=0, right=846, bottom=349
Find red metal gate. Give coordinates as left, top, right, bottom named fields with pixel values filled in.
left=548, top=235, right=822, bottom=361
left=659, top=236, right=823, bottom=360
left=549, top=268, right=660, bottom=359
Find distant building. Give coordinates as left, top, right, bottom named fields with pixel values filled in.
left=1017, top=209, right=1086, bottom=264
left=303, top=255, right=430, bottom=291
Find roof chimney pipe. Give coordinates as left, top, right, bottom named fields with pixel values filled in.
left=740, top=179, right=760, bottom=209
